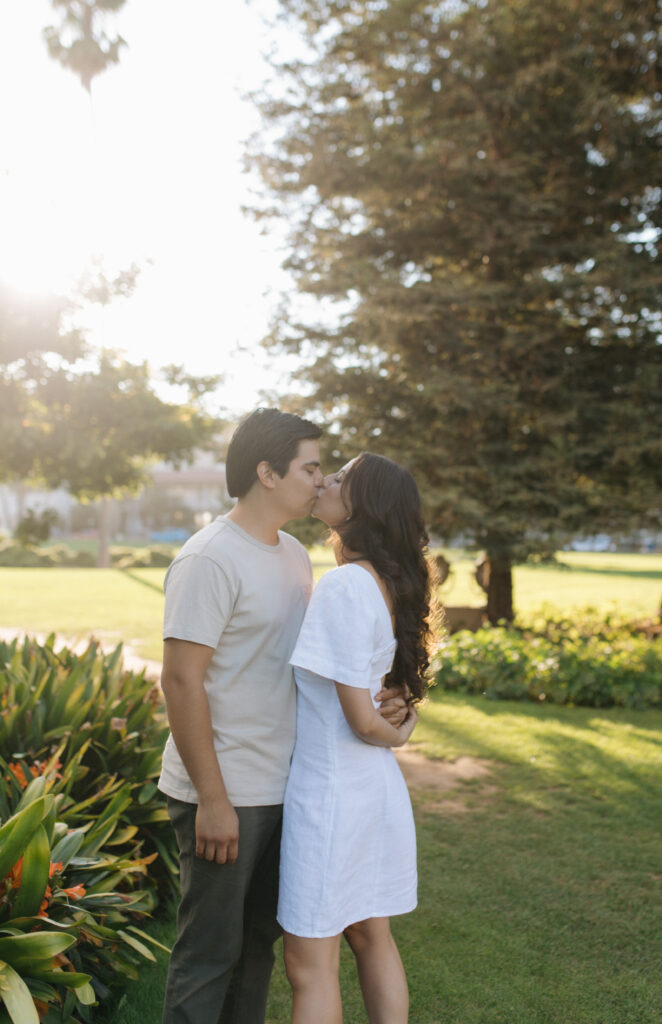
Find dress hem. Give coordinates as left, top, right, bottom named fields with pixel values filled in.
left=277, top=898, right=417, bottom=939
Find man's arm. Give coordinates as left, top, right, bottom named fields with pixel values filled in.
left=161, top=638, right=239, bottom=865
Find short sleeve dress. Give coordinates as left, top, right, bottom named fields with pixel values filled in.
left=277, top=563, right=417, bottom=938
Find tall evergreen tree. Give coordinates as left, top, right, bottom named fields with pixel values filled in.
left=248, top=0, right=661, bottom=620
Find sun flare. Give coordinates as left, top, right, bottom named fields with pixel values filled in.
left=0, top=167, right=96, bottom=296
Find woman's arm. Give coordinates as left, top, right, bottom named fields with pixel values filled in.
left=335, top=682, right=417, bottom=747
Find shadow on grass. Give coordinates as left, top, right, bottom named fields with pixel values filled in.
left=418, top=691, right=662, bottom=820
left=517, top=559, right=662, bottom=580
left=107, top=694, right=662, bottom=1024
left=118, top=568, right=165, bottom=594
left=561, top=566, right=662, bottom=581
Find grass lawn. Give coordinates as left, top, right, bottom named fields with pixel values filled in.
left=0, top=566, right=167, bottom=661
left=3, top=548, right=659, bottom=1020
left=2, top=550, right=659, bottom=662
left=108, top=690, right=662, bottom=1024
left=435, top=550, right=662, bottom=618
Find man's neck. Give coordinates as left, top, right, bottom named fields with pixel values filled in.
left=227, top=499, right=283, bottom=547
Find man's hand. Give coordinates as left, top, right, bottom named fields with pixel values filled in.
left=376, top=685, right=410, bottom=728
left=195, top=798, right=239, bottom=865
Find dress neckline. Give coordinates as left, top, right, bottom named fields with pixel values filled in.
left=340, top=563, right=396, bottom=642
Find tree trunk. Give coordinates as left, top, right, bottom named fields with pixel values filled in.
left=97, top=496, right=111, bottom=568
left=486, top=553, right=514, bottom=625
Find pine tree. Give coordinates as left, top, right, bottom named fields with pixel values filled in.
left=248, top=0, right=662, bottom=619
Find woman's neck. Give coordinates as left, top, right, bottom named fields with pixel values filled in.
left=335, top=543, right=364, bottom=566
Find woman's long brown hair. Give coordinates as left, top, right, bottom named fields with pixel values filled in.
left=332, top=453, right=431, bottom=701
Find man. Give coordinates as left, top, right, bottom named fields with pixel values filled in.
left=159, top=408, right=406, bottom=1023
left=159, top=408, right=323, bottom=1024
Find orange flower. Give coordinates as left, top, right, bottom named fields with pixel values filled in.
left=8, top=857, right=23, bottom=888
left=38, top=885, right=52, bottom=918
left=49, top=862, right=64, bottom=879
left=0, top=857, right=22, bottom=899
left=61, top=884, right=86, bottom=901
left=7, top=762, right=31, bottom=789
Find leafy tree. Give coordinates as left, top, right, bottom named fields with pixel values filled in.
left=33, top=352, right=217, bottom=566
left=1, top=279, right=220, bottom=566
left=27, top=4, right=218, bottom=566
left=0, top=283, right=85, bottom=486
left=248, top=0, right=662, bottom=620
left=44, top=0, right=127, bottom=92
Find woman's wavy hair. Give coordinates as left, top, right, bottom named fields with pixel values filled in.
left=332, top=453, right=431, bottom=701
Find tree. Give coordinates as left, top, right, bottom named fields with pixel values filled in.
left=0, top=282, right=85, bottom=485
left=0, top=279, right=220, bottom=566
left=21, top=3, right=220, bottom=566
left=248, top=0, right=662, bottom=620
left=44, top=0, right=127, bottom=92
left=33, top=352, right=218, bottom=566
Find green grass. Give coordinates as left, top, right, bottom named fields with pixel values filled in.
left=108, top=691, right=662, bottom=1023
left=0, top=567, right=167, bottom=661
left=437, top=550, right=662, bottom=617
left=2, top=551, right=659, bottom=663
left=4, top=548, right=659, bottom=1021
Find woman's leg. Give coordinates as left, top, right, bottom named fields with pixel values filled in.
left=343, top=917, right=408, bottom=1024
left=283, top=932, right=342, bottom=1024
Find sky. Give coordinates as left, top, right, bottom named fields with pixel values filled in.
left=0, top=0, right=298, bottom=415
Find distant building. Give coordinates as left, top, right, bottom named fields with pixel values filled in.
left=0, top=446, right=231, bottom=542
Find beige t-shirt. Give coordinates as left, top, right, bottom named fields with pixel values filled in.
left=157, top=515, right=313, bottom=806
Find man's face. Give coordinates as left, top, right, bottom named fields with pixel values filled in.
left=272, top=439, right=323, bottom=519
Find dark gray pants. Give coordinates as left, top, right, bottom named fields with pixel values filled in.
left=162, top=798, right=283, bottom=1024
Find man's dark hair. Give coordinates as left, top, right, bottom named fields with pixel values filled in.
left=225, top=408, right=322, bottom=499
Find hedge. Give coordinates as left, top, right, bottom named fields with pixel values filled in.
left=432, top=612, right=662, bottom=709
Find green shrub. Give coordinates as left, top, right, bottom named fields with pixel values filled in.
left=0, top=542, right=95, bottom=568
left=0, top=637, right=178, bottom=899
left=0, top=637, right=178, bottom=1021
left=431, top=618, right=662, bottom=709
left=112, top=545, right=176, bottom=570
left=0, top=541, right=56, bottom=567
left=0, top=776, right=169, bottom=1023
left=0, top=541, right=175, bottom=569
left=13, top=509, right=60, bottom=548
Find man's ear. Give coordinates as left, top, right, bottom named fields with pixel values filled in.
left=256, top=460, right=277, bottom=490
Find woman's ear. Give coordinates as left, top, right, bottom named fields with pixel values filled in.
left=256, top=460, right=277, bottom=490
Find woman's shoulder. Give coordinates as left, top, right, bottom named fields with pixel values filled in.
left=313, top=563, right=374, bottom=596
left=310, top=565, right=352, bottom=601
left=308, top=565, right=385, bottom=629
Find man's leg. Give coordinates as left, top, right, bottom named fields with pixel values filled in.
left=218, top=807, right=283, bottom=1024
left=162, top=799, right=282, bottom=1024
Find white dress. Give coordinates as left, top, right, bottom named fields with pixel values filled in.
left=277, top=563, right=417, bottom=938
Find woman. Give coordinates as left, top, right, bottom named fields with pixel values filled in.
left=278, top=452, right=431, bottom=1024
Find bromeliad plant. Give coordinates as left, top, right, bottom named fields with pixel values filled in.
left=0, top=775, right=169, bottom=1023
left=0, top=636, right=178, bottom=893
left=0, top=636, right=178, bottom=1022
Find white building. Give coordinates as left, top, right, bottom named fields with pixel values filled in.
left=0, top=447, right=230, bottom=543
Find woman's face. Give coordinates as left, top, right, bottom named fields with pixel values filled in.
left=312, top=458, right=356, bottom=526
